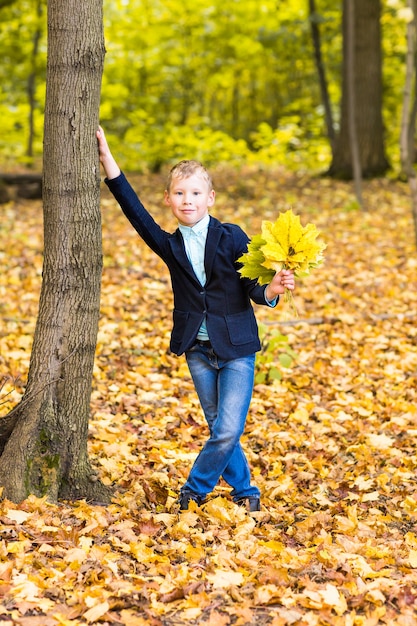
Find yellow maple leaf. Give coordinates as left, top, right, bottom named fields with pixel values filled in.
left=205, top=610, right=231, bottom=626
left=304, top=583, right=347, bottom=616
left=207, top=569, right=244, bottom=589
left=409, top=549, right=417, bottom=568
left=83, top=600, right=110, bottom=623
left=10, top=575, right=40, bottom=601
left=366, top=433, right=395, bottom=449
left=254, top=583, right=283, bottom=605
left=65, top=547, right=89, bottom=565
left=4, top=509, right=30, bottom=524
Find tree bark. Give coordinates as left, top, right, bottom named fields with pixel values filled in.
left=400, top=0, right=417, bottom=248
left=308, top=0, right=336, bottom=152
left=346, top=0, right=363, bottom=207
left=0, top=0, right=110, bottom=503
left=26, top=0, right=43, bottom=159
left=328, top=0, right=389, bottom=179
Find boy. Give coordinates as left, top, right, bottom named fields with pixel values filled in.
left=96, top=127, right=295, bottom=511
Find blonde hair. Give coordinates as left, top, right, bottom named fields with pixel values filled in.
left=166, top=160, right=213, bottom=192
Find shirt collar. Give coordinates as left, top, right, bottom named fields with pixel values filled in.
left=179, top=214, right=210, bottom=239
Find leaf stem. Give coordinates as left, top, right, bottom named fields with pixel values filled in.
left=282, top=263, right=298, bottom=318
left=284, top=288, right=298, bottom=318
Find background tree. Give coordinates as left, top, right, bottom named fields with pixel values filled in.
left=0, top=2, right=412, bottom=179
left=309, top=0, right=336, bottom=153
left=346, top=0, right=363, bottom=206
left=400, top=0, right=417, bottom=246
left=328, top=0, right=389, bottom=179
left=0, top=0, right=109, bottom=503
left=27, top=0, right=44, bottom=159
left=0, top=0, right=47, bottom=167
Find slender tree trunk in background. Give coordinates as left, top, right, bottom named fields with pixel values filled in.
left=231, top=71, right=241, bottom=137
left=328, top=0, right=389, bottom=179
left=346, top=0, right=363, bottom=207
left=308, top=0, right=336, bottom=152
left=26, top=0, right=43, bottom=160
left=0, top=0, right=110, bottom=503
left=400, top=0, right=417, bottom=248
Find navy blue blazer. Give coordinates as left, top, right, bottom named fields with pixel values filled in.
left=106, top=172, right=277, bottom=360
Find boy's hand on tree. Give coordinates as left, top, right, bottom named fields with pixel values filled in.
left=96, top=126, right=121, bottom=180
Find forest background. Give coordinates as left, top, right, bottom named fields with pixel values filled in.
left=0, top=0, right=411, bottom=174
left=1, top=0, right=417, bottom=625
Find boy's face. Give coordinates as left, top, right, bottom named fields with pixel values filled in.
left=164, top=173, right=215, bottom=227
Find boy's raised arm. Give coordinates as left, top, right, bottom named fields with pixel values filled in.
left=96, top=126, right=121, bottom=180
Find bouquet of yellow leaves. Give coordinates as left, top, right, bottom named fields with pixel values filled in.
left=238, top=209, right=326, bottom=317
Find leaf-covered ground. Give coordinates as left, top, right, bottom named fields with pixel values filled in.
left=1, top=168, right=417, bottom=625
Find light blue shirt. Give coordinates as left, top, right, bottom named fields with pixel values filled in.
left=179, top=214, right=277, bottom=342
left=179, top=214, right=210, bottom=340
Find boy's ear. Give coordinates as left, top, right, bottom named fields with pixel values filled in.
left=208, top=190, right=215, bottom=206
left=164, top=190, right=171, bottom=205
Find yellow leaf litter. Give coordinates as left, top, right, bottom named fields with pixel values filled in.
left=0, top=169, right=417, bottom=624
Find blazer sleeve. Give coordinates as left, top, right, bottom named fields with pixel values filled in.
left=105, top=172, right=170, bottom=259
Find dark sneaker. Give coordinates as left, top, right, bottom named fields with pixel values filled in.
left=235, top=496, right=261, bottom=512
left=178, top=491, right=205, bottom=510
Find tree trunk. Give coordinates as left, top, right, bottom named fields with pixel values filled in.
left=308, top=0, right=336, bottom=152
left=0, top=0, right=110, bottom=504
left=328, top=0, right=389, bottom=179
left=400, top=0, right=417, bottom=248
left=26, top=0, right=43, bottom=160
left=346, top=0, right=363, bottom=207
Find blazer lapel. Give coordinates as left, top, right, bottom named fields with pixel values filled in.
left=169, top=230, right=201, bottom=287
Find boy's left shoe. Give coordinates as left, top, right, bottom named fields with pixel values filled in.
left=178, top=491, right=205, bottom=510
left=235, top=496, right=261, bottom=512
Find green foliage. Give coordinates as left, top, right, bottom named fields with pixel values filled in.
left=249, top=119, right=331, bottom=172
left=238, top=234, right=275, bottom=285
left=0, top=0, right=410, bottom=174
left=121, top=121, right=250, bottom=172
left=255, top=323, right=296, bottom=384
left=381, top=1, right=410, bottom=173
left=0, top=0, right=46, bottom=165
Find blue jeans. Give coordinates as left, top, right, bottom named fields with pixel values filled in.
left=182, top=343, right=260, bottom=501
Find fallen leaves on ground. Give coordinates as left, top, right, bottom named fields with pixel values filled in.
left=0, top=167, right=417, bottom=625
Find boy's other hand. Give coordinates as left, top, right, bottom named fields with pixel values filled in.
left=265, top=269, right=295, bottom=301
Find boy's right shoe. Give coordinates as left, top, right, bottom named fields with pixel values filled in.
left=178, top=491, right=205, bottom=510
